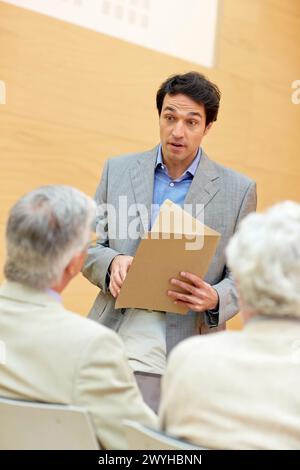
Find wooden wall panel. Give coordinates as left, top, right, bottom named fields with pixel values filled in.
left=1, top=0, right=300, bottom=330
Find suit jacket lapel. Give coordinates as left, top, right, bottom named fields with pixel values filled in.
left=129, top=146, right=158, bottom=233
left=129, top=147, right=220, bottom=231
left=184, top=150, right=220, bottom=213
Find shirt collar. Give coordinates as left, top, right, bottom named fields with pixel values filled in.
left=46, top=289, right=62, bottom=303
left=155, top=144, right=201, bottom=177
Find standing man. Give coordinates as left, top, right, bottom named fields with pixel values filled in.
left=83, top=72, right=256, bottom=408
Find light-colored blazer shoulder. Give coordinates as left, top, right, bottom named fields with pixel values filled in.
left=0, top=281, right=157, bottom=450
left=160, top=316, right=300, bottom=449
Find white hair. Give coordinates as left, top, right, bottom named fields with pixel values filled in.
left=4, top=185, right=96, bottom=290
left=226, top=201, right=300, bottom=317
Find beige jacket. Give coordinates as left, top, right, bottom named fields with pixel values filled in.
left=0, top=281, right=157, bottom=449
left=159, top=315, right=300, bottom=449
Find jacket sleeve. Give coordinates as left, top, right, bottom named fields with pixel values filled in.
left=205, top=180, right=257, bottom=327
left=73, top=328, right=158, bottom=450
left=82, top=160, right=121, bottom=293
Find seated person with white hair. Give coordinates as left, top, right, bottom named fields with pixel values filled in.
left=0, top=186, right=157, bottom=449
left=159, top=201, right=300, bottom=449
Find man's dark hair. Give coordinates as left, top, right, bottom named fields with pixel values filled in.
left=156, top=71, right=221, bottom=127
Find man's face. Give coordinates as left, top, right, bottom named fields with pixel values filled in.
left=159, top=93, right=212, bottom=167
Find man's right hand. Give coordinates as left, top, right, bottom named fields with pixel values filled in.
left=109, top=255, right=133, bottom=298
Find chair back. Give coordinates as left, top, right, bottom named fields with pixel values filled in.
left=0, top=396, right=99, bottom=450
left=124, top=420, right=205, bottom=450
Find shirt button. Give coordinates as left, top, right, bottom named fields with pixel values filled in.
left=169, top=182, right=174, bottom=187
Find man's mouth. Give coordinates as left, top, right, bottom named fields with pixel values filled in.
left=168, top=142, right=185, bottom=148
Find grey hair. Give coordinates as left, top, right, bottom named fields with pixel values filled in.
left=226, top=201, right=300, bottom=317
left=4, top=185, right=96, bottom=290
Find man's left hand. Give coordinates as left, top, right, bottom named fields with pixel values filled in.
left=167, top=271, right=219, bottom=312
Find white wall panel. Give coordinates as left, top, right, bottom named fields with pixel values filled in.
left=3, top=0, right=219, bottom=67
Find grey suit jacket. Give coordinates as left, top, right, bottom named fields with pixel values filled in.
left=83, top=145, right=257, bottom=353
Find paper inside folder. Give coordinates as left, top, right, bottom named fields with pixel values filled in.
left=115, top=200, right=220, bottom=314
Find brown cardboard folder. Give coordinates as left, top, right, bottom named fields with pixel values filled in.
left=115, top=200, right=220, bottom=314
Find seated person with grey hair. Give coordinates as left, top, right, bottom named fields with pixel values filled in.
left=159, top=201, right=300, bottom=449
left=0, top=186, right=157, bottom=450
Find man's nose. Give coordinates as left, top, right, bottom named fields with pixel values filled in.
left=171, top=121, right=184, bottom=139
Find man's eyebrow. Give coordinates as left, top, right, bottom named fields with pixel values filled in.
left=163, top=106, right=177, bottom=113
left=187, top=112, right=203, bottom=119
left=163, top=106, right=203, bottom=118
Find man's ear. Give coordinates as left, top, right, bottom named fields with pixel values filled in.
left=66, top=252, right=86, bottom=278
left=204, top=122, right=213, bottom=136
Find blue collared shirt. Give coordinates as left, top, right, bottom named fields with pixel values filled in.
left=151, top=145, right=202, bottom=228
left=151, top=146, right=219, bottom=322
